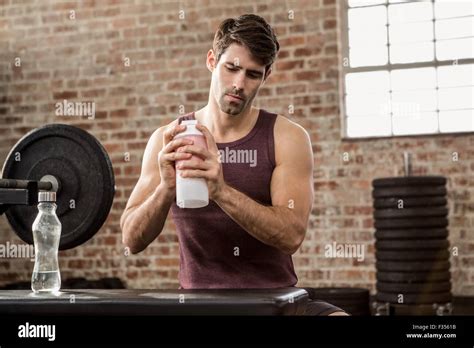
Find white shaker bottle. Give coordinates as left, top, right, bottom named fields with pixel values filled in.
left=174, top=120, right=209, bottom=208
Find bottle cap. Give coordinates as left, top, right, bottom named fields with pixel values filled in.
left=38, top=191, right=56, bottom=202
left=181, top=120, right=198, bottom=126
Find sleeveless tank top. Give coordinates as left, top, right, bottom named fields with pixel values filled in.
left=170, top=109, right=298, bottom=289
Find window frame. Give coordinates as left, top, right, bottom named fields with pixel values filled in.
left=339, top=0, right=474, bottom=140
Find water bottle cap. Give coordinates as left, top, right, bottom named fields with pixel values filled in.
left=38, top=191, right=56, bottom=202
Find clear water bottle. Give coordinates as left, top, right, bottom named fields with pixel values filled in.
left=31, top=191, right=61, bottom=293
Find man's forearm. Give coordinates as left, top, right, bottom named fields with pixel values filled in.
left=121, top=184, right=175, bottom=253
left=214, top=184, right=305, bottom=255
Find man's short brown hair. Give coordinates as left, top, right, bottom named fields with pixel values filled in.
left=212, top=14, right=280, bottom=75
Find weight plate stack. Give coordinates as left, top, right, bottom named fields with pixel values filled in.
left=304, top=287, right=371, bottom=316
left=372, top=176, right=452, bottom=312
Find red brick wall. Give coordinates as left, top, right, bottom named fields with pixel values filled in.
left=1, top=0, right=473, bottom=295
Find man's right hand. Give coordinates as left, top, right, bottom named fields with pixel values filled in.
left=158, top=124, right=194, bottom=192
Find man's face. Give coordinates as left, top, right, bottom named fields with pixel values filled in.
left=208, top=43, right=269, bottom=116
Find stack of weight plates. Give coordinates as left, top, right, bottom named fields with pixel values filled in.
left=304, top=287, right=371, bottom=316
left=372, top=176, right=452, bottom=314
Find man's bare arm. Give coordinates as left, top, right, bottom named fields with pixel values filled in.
left=214, top=117, right=313, bottom=254
left=120, top=181, right=174, bottom=254
left=120, top=121, right=193, bottom=254
left=214, top=186, right=307, bottom=255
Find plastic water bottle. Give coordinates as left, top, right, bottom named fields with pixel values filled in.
left=175, top=120, right=209, bottom=208
left=31, top=191, right=61, bottom=293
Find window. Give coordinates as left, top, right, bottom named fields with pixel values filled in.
left=340, top=0, right=474, bottom=138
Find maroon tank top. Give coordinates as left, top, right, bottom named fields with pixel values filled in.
left=170, top=109, right=298, bottom=289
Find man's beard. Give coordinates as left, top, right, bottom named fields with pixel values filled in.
left=218, top=89, right=247, bottom=115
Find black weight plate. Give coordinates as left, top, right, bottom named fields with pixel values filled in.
left=376, top=271, right=451, bottom=283
left=373, top=176, right=446, bottom=187
left=374, top=217, right=448, bottom=229
left=373, top=196, right=447, bottom=209
left=376, top=291, right=451, bottom=304
left=377, top=282, right=451, bottom=294
left=374, top=207, right=448, bottom=219
left=375, top=239, right=449, bottom=250
left=304, top=287, right=370, bottom=301
left=376, top=249, right=450, bottom=261
left=375, top=228, right=448, bottom=240
left=376, top=260, right=450, bottom=272
left=1, top=124, right=115, bottom=250
left=372, top=186, right=447, bottom=198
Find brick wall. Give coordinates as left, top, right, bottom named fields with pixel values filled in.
left=1, top=0, right=473, bottom=295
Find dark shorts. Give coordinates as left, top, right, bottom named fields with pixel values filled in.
left=304, top=299, right=347, bottom=316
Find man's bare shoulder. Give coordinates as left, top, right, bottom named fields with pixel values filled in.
left=141, top=118, right=181, bottom=171
left=274, top=114, right=311, bottom=144
left=149, top=119, right=180, bottom=143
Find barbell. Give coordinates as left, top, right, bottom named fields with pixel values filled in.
left=0, top=124, right=115, bottom=250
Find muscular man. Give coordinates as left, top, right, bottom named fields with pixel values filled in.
left=121, top=14, right=347, bottom=316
